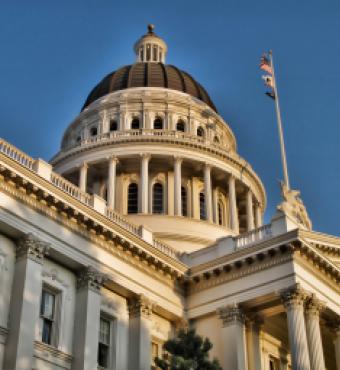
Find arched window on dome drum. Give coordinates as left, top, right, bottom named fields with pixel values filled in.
left=181, top=186, right=187, bottom=216
left=110, top=120, right=118, bottom=131
left=214, top=136, right=220, bottom=144
left=90, top=127, right=98, bottom=136
left=76, top=136, right=81, bottom=144
left=197, top=127, right=205, bottom=138
left=153, top=45, right=158, bottom=61
left=152, top=183, right=164, bottom=214
left=199, top=192, right=206, bottom=220
left=140, top=47, right=144, bottom=61
left=153, top=117, right=163, bottom=129
left=176, top=120, right=185, bottom=132
left=218, top=201, right=223, bottom=226
left=127, top=183, right=138, bottom=214
left=131, top=118, right=140, bottom=130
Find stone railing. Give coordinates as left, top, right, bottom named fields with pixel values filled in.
left=235, top=224, right=272, bottom=249
left=63, top=129, right=231, bottom=154
left=0, top=138, right=180, bottom=260
left=0, top=139, right=34, bottom=170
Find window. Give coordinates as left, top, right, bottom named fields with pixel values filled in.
left=218, top=201, right=223, bottom=225
left=98, top=317, right=111, bottom=368
left=151, top=342, right=159, bottom=369
left=153, top=117, right=163, bottom=129
left=146, top=44, right=151, bottom=61
left=110, top=120, right=118, bottom=131
left=140, top=47, right=144, bottom=61
left=153, top=45, right=158, bottom=61
left=90, top=127, right=98, bottom=136
left=269, top=357, right=279, bottom=370
left=131, top=118, right=140, bottom=129
left=152, top=183, right=164, bottom=214
left=40, top=288, right=56, bottom=345
left=128, top=183, right=138, bottom=214
left=181, top=186, right=187, bottom=216
left=199, top=192, right=206, bottom=220
left=76, top=136, right=81, bottom=143
left=197, top=127, right=204, bottom=137
left=213, top=136, right=220, bottom=144
left=176, top=120, right=185, bottom=132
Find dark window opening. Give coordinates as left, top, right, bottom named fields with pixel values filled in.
left=131, top=118, right=140, bottom=129
left=218, top=202, right=223, bottom=225
left=153, top=183, right=164, bottom=214
left=214, top=136, right=220, bottom=143
left=40, top=289, right=55, bottom=345
left=98, top=317, right=110, bottom=368
left=176, top=120, right=185, bottom=132
left=199, top=192, right=206, bottom=220
left=128, top=183, right=138, bottom=214
left=197, top=127, right=204, bottom=137
left=181, top=186, right=187, bottom=216
left=110, top=120, right=118, bottom=131
left=154, top=117, right=163, bottom=129
left=90, top=127, right=98, bottom=136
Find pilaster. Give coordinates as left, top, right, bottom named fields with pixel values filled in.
left=3, top=233, right=49, bottom=370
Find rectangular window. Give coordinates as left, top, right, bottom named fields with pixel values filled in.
left=151, top=341, right=159, bottom=369
left=40, top=288, right=56, bottom=345
left=269, top=357, right=279, bottom=370
left=98, top=317, right=111, bottom=368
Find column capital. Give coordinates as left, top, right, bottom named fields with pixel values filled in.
left=305, top=294, right=326, bottom=317
left=128, top=294, right=154, bottom=319
left=173, top=155, right=183, bottom=164
left=174, top=318, right=189, bottom=332
left=16, top=233, right=50, bottom=264
left=107, top=155, right=119, bottom=164
left=217, top=303, right=245, bottom=326
left=280, top=284, right=308, bottom=309
left=76, top=266, right=108, bottom=292
left=79, top=161, right=88, bottom=169
left=140, top=153, right=151, bottom=161
left=204, top=163, right=212, bottom=171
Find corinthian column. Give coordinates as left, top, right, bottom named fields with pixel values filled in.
left=3, top=233, right=50, bottom=370
left=228, top=175, right=239, bottom=233
left=217, top=304, right=248, bottom=370
left=107, top=156, right=118, bottom=209
left=140, top=154, right=150, bottom=213
left=246, top=189, right=255, bottom=231
left=204, top=164, right=213, bottom=222
left=305, top=296, right=326, bottom=370
left=128, top=294, right=154, bottom=370
left=281, top=285, right=311, bottom=370
left=174, top=156, right=183, bottom=216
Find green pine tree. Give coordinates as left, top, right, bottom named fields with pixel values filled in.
left=154, top=328, right=222, bottom=370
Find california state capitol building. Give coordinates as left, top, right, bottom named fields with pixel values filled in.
left=0, top=25, right=339, bottom=370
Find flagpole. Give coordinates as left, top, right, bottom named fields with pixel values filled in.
left=269, top=50, right=290, bottom=190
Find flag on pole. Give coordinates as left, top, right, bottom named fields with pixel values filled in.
left=260, top=53, right=276, bottom=99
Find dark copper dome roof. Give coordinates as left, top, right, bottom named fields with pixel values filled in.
left=82, top=63, right=217, bottom=112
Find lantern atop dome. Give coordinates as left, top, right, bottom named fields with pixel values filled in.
left=134, top=24, right=168, bottom=63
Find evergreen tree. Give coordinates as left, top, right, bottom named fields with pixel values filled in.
left=154, top=328, right=222, bottom=370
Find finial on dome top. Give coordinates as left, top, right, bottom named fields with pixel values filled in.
left=147, top=24, right=155, bottom=33
left=134, top=25, right=168, bottom=63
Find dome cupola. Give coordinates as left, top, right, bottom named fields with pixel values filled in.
left=134, top=24, right=168, bottom=63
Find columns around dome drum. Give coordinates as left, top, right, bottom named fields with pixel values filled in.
left=74, top=154, right=263, bottom=234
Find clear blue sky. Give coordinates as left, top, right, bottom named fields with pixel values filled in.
left=1, top=0, right=339, bottom=235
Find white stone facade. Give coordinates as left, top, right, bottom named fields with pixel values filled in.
left=0, top=26, right=339, bottom=370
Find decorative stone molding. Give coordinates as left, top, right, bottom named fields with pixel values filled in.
left=76, top=266, right=108, bottom=292
left=16, top=233, right=50, bottom=264
left=280, top=283, right=308, bottom=310
left=305, top=294, right=326, bottom=318
left=217, top=303, right=245, bottom=326
left=128, top=294, right=154, bottom=318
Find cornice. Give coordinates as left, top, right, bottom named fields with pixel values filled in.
left=0, top=157, right=187, bottom=279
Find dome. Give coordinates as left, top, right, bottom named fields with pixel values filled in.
left=82, top=63, right=218, bottom=112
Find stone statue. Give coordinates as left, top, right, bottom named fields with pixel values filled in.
left=277, top=181, right=312, bottom=230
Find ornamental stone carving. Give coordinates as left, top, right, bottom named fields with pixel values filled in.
left=128, top=294, right=154, bottom=318
left=16, top=233, right=50, bottom=264
left=305, top=294, right=326, bottom=318
left=76, top=266, right=108, bottom=292
left=217, top=303, right=245, bottom=326
left=280, top=284, right=308, bottom=309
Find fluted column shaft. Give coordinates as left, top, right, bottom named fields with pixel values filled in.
left=281, top=286, right=311, bottom=370
left=140, top=154, right=150, bottom=213
left=107, top=157, right=118, bottom=209
left=229, top=175, right=239, bottom=232
left=174, top=157, right=183, bottom=216
left=305, top=297, right=326, bottom=370
left=79, top=162, right=88, bottom=192
left=204, top=164, right=213, bottom=222
left=246, top=189, right=255, bottom=231
left=255, top=203, right=262, bottom=228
